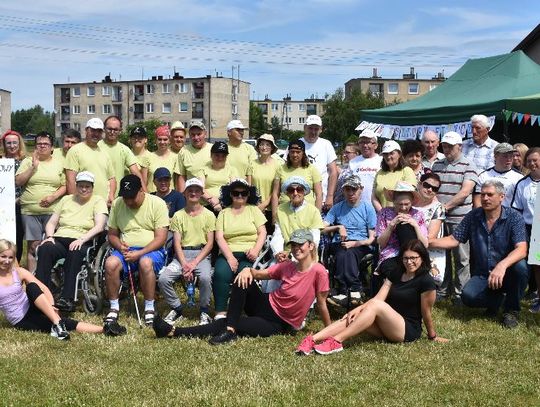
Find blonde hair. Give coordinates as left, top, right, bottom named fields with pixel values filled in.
left=0, top=239, right=17, bottom=256
left=514, top=143, right=529, bottom=175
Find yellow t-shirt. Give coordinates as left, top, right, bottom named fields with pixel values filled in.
left=373, top=167, right=417, bottom=208
left=196, top=163, right=238, bottom=203
left=215, top=205, right=266, bottom=252
left=52, top=148, right=67, bottom=167
left=65, top=142, right=114, bottom=200
left=53, top=195, right=108, bottom=239
left=251, top=157, right=280, bottom=204
left=146, top=150, right=178, bottom=193
left=17, top=157, right=66, bottom=215
left=276, top=202, right=325, bottom=243
left=97, top=140, right=138, bottom=190
left=175, top=143, right=213, bottom=180
left=108, top=193, right=170, bottom=247
left=134, top=149, right=152, bottom=170
left=227, top=142, right=257, bottom=177
left=170, top=207, right=216, bottom=247
left=275, top=164, right=322, bottom=205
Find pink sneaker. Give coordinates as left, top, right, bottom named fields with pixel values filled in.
left=295, top=335, right=315, bottom=355
left=313, top=337, right=343, bottom=355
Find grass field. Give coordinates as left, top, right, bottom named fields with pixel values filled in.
left=1, top=299, right=540, bottom=406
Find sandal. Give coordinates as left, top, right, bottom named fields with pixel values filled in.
left=144, top=310, right=155, bottom=326
left=103, top=308, right=119, bottom=323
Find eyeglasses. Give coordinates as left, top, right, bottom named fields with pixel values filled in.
left=342, top=150, right=356, bottom=155
left=106, top=127, right=121, bottom=132
left=286, top=186, right=305, bottom=194
left=231, top=190, right=249, bottom=197
left=422, top=181, right=440, bottom=192
left=402, top=255, right=421, bottom=263
left=36, top=143, right=52, bottom=147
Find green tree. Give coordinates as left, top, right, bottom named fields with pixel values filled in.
left=249, top=102, right=267, bottom=138
left=322, top=88, right=384, bottom=146
left=11, top=105, right=55, bottom=137
left=119, top=118, right=163, bottom=151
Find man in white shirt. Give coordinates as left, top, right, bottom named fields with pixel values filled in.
left=421, top=129, right=445, bottom=169
left=462, top=114, right=499, bottom=172
left=348, top=129, right=382, bottom=204
left=474, top=143, right=523, bottom=207
left=300, top=115, right=338, bottom=210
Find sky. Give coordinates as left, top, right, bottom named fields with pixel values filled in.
left=0, top=1, right=538, bottom=111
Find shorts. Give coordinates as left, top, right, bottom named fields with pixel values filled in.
left=111, top=246, right=166, bottom=278
left=22, top=214, right=52, bottom=241
left=403, top=319, right=422, bottom=342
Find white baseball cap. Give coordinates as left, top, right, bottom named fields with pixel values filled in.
left=75, top=171, right=95, bottom=184
left=184, top=178, right=204, bottom=190
left=359, top=129, right=378, bottom=142
left=227, top=120, right=247, bottom=131
left=441, top=131, right=462, bottom=145
left=381, top=140, right=401, bottom=154
left=305, top=115, right=322, bottom=127
left=86, top=118, right=104, bottom=130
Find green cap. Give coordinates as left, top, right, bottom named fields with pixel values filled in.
left=288, top=229, right=314, bottom=244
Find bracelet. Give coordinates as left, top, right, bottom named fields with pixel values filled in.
left=427, top=333, right=437, bottom=340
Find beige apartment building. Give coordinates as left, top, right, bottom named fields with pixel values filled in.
left=0, top=89, right=12, bottom=135
left=345, top=68, right=446, bottom=105
left=254, top=96, right=326, bottom=132
left=53, top=73, right=250, bottom=140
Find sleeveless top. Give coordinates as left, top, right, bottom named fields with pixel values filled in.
left=0, top=269, right=30, bottom=325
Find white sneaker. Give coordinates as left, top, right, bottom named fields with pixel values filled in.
left=199, top=312, right=212, bottom=325
left=163, top=309, right=183, bottom=325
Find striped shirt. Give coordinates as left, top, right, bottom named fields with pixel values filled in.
left=511, top=175, right=539, bottom=225
left=462, top=137, right=499, bottom=172
left=432, top=155, right=478, bottom=224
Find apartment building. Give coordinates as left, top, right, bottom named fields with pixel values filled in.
left=345, top=68, right=446, bottom=104
left=254, top=96, right=326, bottom=132
left=53, top=73, right=250, bottom=139
left=0, top=89, right=12, bottom=134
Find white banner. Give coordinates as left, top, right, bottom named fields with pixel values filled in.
left=355, top=116, right=496, bottom=140
left=0, top=158, right=16, bottom=243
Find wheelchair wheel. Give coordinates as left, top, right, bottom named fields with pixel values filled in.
left=82, top=291, right=101, bottom=314
left=91, top=241, right=112, bottom=311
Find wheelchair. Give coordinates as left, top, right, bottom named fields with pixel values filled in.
left=38, top=233, right=106, bottom=314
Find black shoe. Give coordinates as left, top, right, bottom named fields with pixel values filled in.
left=452, top=296, right=463, bottom=307
left=56, top=297, right=76, bottom=313
left=50, top=320, right=70, bottom=340
left=103, top=321, right=127, bottom=337
left=153, top=315, right=174, bottom=338
left=209, top=330, right=237, bottom=345
left=502, top=311, right=519, bottom=329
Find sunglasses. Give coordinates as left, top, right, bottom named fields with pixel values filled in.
left=422, top=181, right=440, bottom=192
left=231, top=190, right=249, bottom=197
left=286, top=186, right=305, bottom=194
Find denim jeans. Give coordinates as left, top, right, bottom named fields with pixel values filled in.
left=461, top=260, right=529, bottom=313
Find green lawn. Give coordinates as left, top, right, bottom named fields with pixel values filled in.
left=1, top=300, right=539, bottom=406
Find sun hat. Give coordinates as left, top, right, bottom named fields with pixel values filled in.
left=383, top=181, right=420, bottom=204
left=281, top=176, right=311, bottom=195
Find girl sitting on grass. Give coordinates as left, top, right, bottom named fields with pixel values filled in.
left=0, top=239, right=125, bottom=340
left=296, top=239, right=447, bottom=356
left=153, top=229, right=331, bottom=344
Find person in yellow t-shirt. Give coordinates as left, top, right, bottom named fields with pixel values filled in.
left=53, top=128, right=81, bottom=166
left=226, top=120, right=256, bottom=181
left=251, top=134, right=280, bottom=234
left=197, top=141, right=238, bottom=213
left=146, top=125, right=177, bottom=193
left=98, top=116, right=142, bottom=193
left=35, top=171, right=108, bottom=312
left=214, top=179, right=266, bottom=318
left=16, top=132, right=66, bottom=272
left=129, top=126, right=152, bottom=190
left=169, top=121, right=186, bottom=154
left=104, top=174, right=169, bottom=326
left=65, top=118, right=116, bottom=206
left=174, top=120, right=213, bottom=192
left=158, top=178, right=215, bottom=326
left=271, top=139, right=322, bottom=223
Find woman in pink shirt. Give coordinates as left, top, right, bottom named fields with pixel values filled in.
left=153, top=229, right=331, bottom=344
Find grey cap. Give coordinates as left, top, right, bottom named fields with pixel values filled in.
left=288, top=229, right=314, bottom=244
left=281, top=176, right=311, bottom=195
left=342, top=174, right=363, bottom=189
left=494, top=142, right=516, bottom=154
left=188, top=120, right=206, bottom=130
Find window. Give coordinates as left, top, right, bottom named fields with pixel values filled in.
left=258, top=103, right=268, bottom=115
left=193, top=82, right=204, bottom=99
left=192, top=102, right=204, bottom=118
left=102, top=86, right=111, bottom=96
left=73, top=123, right=81, bottom=131
left=271, top=103, right=279, bottom=111
left=306, top=104, right=317, bottom=115
left=298, top=117, right=305, bottom=124
left=73, top=105, right=81, bottom=114
left=60, top=87, right=70, bottom=103
left=146, top=84, right=154, bottom=94
left=286, top=117, right=292, bottom=124
left=287, top=105, right=292, bottom=112
left=388, top=83, right=399, bottom=95
left=178, top=83, right=188, bottom=93
left=162, top=102, right=171, bottom=113
left=162, top=83, right=171, bottom=94
left=179, top=102, right=188, bottom=112
left=369, top=83, right=384, bottom=96
left=73, top=87, right=81, bottom=97
left=102, top=104, right=112, bottom=114
left=408, top=83, right=419, bottom=94
left=87, top=105, right=96, bottom=114
left=298, top=104, right=305, bottom=111
left=146, top=103, right=154, bottom=113
left=87, top=86, right=95, bottom=97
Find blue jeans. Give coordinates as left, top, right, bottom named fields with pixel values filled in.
left=461, top=260, right=529, bottom=313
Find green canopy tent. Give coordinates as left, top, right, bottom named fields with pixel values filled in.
left=361, top=51, right=540, bottom=126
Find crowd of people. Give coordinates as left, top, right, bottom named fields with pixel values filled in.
left=0, top=112, right=537, bottom=355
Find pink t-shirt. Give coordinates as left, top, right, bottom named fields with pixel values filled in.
left=268, top=261, right=329, bottom=329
